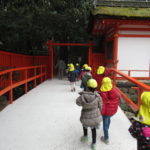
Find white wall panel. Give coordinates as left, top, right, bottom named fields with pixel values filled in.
left=118, top=37, right=150, bottom=77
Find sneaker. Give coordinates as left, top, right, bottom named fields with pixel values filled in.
left=73, top=88, right=76, bottom=92
left=91, top=144, right=96, bottom=150
left=80, top=136, right=88, bottom=143
left=100, top=136, right=109, bottom=144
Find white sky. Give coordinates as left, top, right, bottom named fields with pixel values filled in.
left=0, top=79, right=136, bottom=150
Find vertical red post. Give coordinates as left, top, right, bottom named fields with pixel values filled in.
left=34, top=67, right=37, bottom=87
left=25, top=69, right=28, bottom=94
left=9, top=72, right=13, bottom=104
left=88, top=41, right=93, bottom=66
left=128, top=70, right=131, bottom=76
left=149, top=59, right=150, bottom=78
left=48, top=40, right=54, bottom=79
left=113, top=34, right=119, bottom=86
left=40, top=66, right=42, bottom=83
left=137, top=88, right=143, bottom=109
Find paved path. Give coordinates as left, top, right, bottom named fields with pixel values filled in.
left=0, top=79, right=136, bottom=150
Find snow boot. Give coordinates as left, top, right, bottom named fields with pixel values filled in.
left=80, top=136, right=88, bottom=143
left=91, top=144, right=96, bottom=150
left=100, top=136, right=109, bottom=144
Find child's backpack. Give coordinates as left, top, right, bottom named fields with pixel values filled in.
left=81, top=72, right=92, bottom=87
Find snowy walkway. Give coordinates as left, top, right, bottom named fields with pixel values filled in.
left=0, top=79, right=136, bottom=150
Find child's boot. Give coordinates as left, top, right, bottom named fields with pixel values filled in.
left=91, top=143, right=96, bottom=150
left=100, top=136, right=109, bottom=144
left=80, top=136, right=88, bottom=143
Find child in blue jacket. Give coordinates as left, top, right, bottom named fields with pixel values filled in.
left=68, top=64, right=77, bottom=92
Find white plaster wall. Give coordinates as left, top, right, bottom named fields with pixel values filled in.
left=118, top=37, right=150, bottom=77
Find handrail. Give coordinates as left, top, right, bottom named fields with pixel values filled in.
left=112, top=68, right=150, bottom=112
left=119, top=70, right=150, bottom=79
left=0, top=65, right=47, bottom=104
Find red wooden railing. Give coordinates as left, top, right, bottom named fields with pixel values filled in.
left=0, top=51, right=50, bottom=77
left=112, top=69, right=150, bottom=112
left=118, top=70, right=150, bottom=80
left=0, top=65, right=47, bottom=104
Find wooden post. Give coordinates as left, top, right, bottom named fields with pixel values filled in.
left=113, top=34, right=119, bottom=86
left=34, top=68, right=37, bottom=87
left=88, top=41, right=93, bottom=66
left=25, top=69, right=28, bottom=93
left=40, top=66, right=42, bottom=83
left=48, top=40, right=54, bottom=79
left=9, top=72, right=13, bottom=104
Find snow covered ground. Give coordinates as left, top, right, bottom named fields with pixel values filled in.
left=0, top=79, right=136, bottom=150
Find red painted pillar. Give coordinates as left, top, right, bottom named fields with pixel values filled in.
left=113, top=34, right=119, bottom=86
left=48, top=40, right=54, bottom=79
left=9, top=72, right=13, bottom=104
left=113, top=34, right=119, bottom=70
left=88, top=41, right=93, bottom=66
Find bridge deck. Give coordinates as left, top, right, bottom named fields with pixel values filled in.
left=0, top=79, right=136, bottom=150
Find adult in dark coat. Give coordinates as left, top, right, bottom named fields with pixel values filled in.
left=55, top=60, right=66, bottom=79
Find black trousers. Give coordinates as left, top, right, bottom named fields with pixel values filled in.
left=83, top=127, right=96, bottom=144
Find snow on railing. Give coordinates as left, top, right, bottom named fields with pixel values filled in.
left=0, top=65, right=47, bottom=104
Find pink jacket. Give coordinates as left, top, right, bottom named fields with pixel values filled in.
left=100, top=88, right=120, bottom=116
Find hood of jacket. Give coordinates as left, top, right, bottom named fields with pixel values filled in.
left=79, top=91, right=100, bottom=109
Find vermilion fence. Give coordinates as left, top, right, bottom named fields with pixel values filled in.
left=118, top=70, right=150, bottom=80
left=112, top=69, right=150, bottom=112
left=0, top=51, right=50, bottom=75
left=0, top=65, right=47, bottom=104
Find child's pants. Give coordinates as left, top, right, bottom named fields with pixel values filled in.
left=70, top=82, right=75, bottom=90
left=83, top=127, right=96, bottom=144
left=103, top=115, right=111, bottom=140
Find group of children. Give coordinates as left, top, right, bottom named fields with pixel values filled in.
left=67, top=63, right=150, bottom=150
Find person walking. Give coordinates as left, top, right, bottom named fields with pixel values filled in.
left=129, top=92, right=150, bottom=150
left=81, top=66, right=92, bottom=91
left=55, top=59, right=66, bottom=79
left=76, top=79, right=102, bottom=150
left=67, top=64, right=77, bottom=92
left=99, top=77, right=120, bottom=144
left=94, top=66, right=112, bottom=91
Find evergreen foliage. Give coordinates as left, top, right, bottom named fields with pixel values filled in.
left=0, top=0, right=93, bottom=55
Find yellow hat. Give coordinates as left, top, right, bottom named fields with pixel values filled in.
left=100, top=77, right=112, bottom=92
left=83, top=64, right=88, bottom=69
left=85, top=66, right=92, bottom=71
left=70, top=64, right=74, bottom=71
left=87, top=79, right=97, bottom=88
left=137, top=92, right=150, bottom=126
left=98, top=66, right=105, bottom=75
left=76, top=63, right=79, bottom=66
